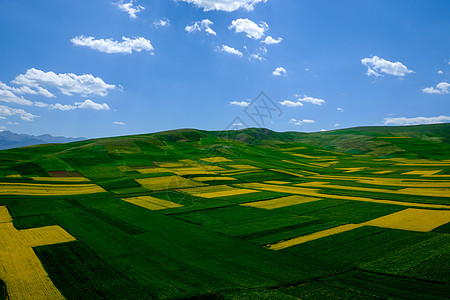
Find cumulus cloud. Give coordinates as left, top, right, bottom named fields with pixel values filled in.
left=273, top=67, right=287, bottom=76
left=177, top=0, right=266, bottom=12
left=114, top=0, right=144, bottom=19
left=154, top=18, right=170, bottom=27
left=262, top=36, right=282, bottom=45
left=296, top=95, right=325, bottom=105
left=12, top=68, right=116, bottom=97
left=114, top=121, right=126, bottom=125
left=230, top=100, right=250, bottom=107
left=229, top=18, right=268, bottom=39
left=0, top=81, right=54, bottom=98
left=361, top=56, right=414, bottom=77
left=185, top=19, right=216, bottom=35
left=0, top=87, right=33, bottom=106
left=219, top=45, right=243, bottom=57
left=383, top=115, right=450, bottom=126
left=334, top=123, right=340, bottom=127
left=71, top=36, right=154, bottom=54
left=34, top=102, right=49, bottom=108
left=0, top=105, right=37, bottom=121
left=50, top=99, right=109, bottom=111
left=279, top=100, right=303, bottom=107
left=437, top=70, right=443, bottom=74
left=289, top=118, right=315, bottom=125
left=422, top=82, right=450, bottom=94
left=337, top=107, right=344, bottom=112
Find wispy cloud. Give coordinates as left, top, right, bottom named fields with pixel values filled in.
left=383, top=115, right=450, bottom=126
left=71, top=36, right=154, bottom=54
left=229, top=18, right=268, bottom=39
left=0, top=105, right=37, bottom=121
left=361, top=56, right=414, bottom=77
left=219, top=45, right=243, bottom=57
left=114, top=0, right=144, bottom=19
left=279, top=100, right=303, bottom=107
left=154, top=18, right=170, bottom=27
left=422, top=82, right=449, bottom=94
left=229, top=100, right=249, bottom=107
left=185, top=19, right=216, bottom=35
left=177, top=0, right=266, bottom=12
left=272, top=67, right=287, bottom=76
left=50, top=99, right=110, bottom=111
left=289, top=118, right=315, bottom=125
left=114, top=121, right=126, bottom=125
left=12, top=68, right=116, bottom=97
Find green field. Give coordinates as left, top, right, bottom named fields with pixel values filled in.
left=1, top=124, right=450, bottom=299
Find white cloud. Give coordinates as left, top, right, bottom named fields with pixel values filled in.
left=50, top=103, right=77, bottom=111
left=0, top=82, right=54, bottom=98
left=250, top=53, right=264, bottom=61
left=13, top=68, right=116, bottom=97
left=75, top=99, right=110, bottom=110
left=229, top=18, right=268, bottom=39
left=0, top=105, right=37, bottom=121
left=50, top=99, right=109, bottom=111
left=361, top=56, right=414, bottom=77
left=422, top=82, right=450, bottom=94
left=262, top=36, right=282, bottom=45
left=114, top=0, right=144, bottom=19
left=272, top=67, right=287, bottom=76
left=34, top=102, right=49, bottom=108
left=7, top=121, right=19, bottom=125
left=383, top=115, right=450, bottom=126
left=0, top=87, right=33, bottom=106
left=114, top=121, right=126, bottom=125
left=321, top=129, right=326, bottom=132
left=337, top=107, right=344, bottom=112
left=219, top=45, right=243, bottom=57
left=185, top=19, right=216, bottom=35
left=334, top=123, right=340, bottom=127
left=438, top=70, right=443, bottom=74
left=71, top=36, right=154, bottom=54
left=154, top=18, right=170, bottom=27
left=296, top=95, right=325, bottom=105
left=230, top=100, right=249, bottom=107
left=177, top=0, right=266, bottom=12
left=289, top=118, right=315, bottom=126
left=279, top=100, right=303, bottom=107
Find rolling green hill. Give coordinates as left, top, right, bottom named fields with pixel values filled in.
left=0, top=123, right=449, bottom=299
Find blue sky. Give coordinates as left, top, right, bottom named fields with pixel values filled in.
left=0, top=0, right=449, bottom=138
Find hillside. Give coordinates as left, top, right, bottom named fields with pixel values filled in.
left=0, top=123, right=449, bottom=299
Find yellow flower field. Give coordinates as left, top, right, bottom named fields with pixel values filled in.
left=136, top=175, right=205, bottom=191
left=193, top=176, right=237, bottom=181
left=137, top=167, right=171, bottom=174
left=31, top=177, right=90, bottom=182
left=122, top=196, right=183, bottom=210
left=0, top=182, right=105, bottom=196
left=266, top=224, right=363, bottom=250
left=364, top=208, right=450, bottom=232
left=0, top=206, right=75, bottom=300
left=241, top=195, right=320, bottom=210
left=263, top=181, right=291, bottom=185
left=181, top=185, right=259, bottom=198
left=200, top=157, right=232, bottom=163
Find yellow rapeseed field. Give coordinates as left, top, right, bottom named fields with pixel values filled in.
left=181, top=185, right=259, bottom=198
left=169, top=166, right=224, bottom=176
left=266, top=224, right=363, bottom=250
left=372, top=170, right=394, bottom=174
left=122, top=196, right=182, bottom=210
left=364, top=208, right=450, bottom=232
left=0, top=206, right=75, bottom=300
left=155, top=162, right=186, bottom=168
left=0, top=182, right=105, bottom=196
left=241, top=195, right=320, bottom=210
left=193, top=177, right=237, bottom=181
left=200, top=157, right=232, bottom=163
left=136, top=175, right=205, bottom=191
left=263, top=181, right=290, bottom=185
left=228, top=164, right=260, bottom=170
left=137, top=167, right=171, bottom=174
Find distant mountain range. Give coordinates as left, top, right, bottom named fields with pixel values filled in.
left=0, top=131, right=85, bottom=150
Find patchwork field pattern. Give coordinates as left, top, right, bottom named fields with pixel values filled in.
left=0, top=126, right=449, bottom=299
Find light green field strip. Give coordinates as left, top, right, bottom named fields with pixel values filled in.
left=241, top=195, right=320, bottom=210
left=0, top=206, right=75, bottom=300
left=137, top=167, right=172, bottom=174
left=266, top=224, right=363, bottom=250
left=0, top=182, right=106, bottom=196
left=122, top=196, right=183, bottom=210
left=293, top=182, right=450, bottom=198
left=235, top=183, right=450, bottom=209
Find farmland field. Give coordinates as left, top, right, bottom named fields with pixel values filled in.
left=0, top=124, right=450, bottom=299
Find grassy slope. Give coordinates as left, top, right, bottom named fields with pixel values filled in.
left=0, top=123, right=449, bottom=299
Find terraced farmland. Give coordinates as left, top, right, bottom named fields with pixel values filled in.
left=0, top=124, right=449, bottom=299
